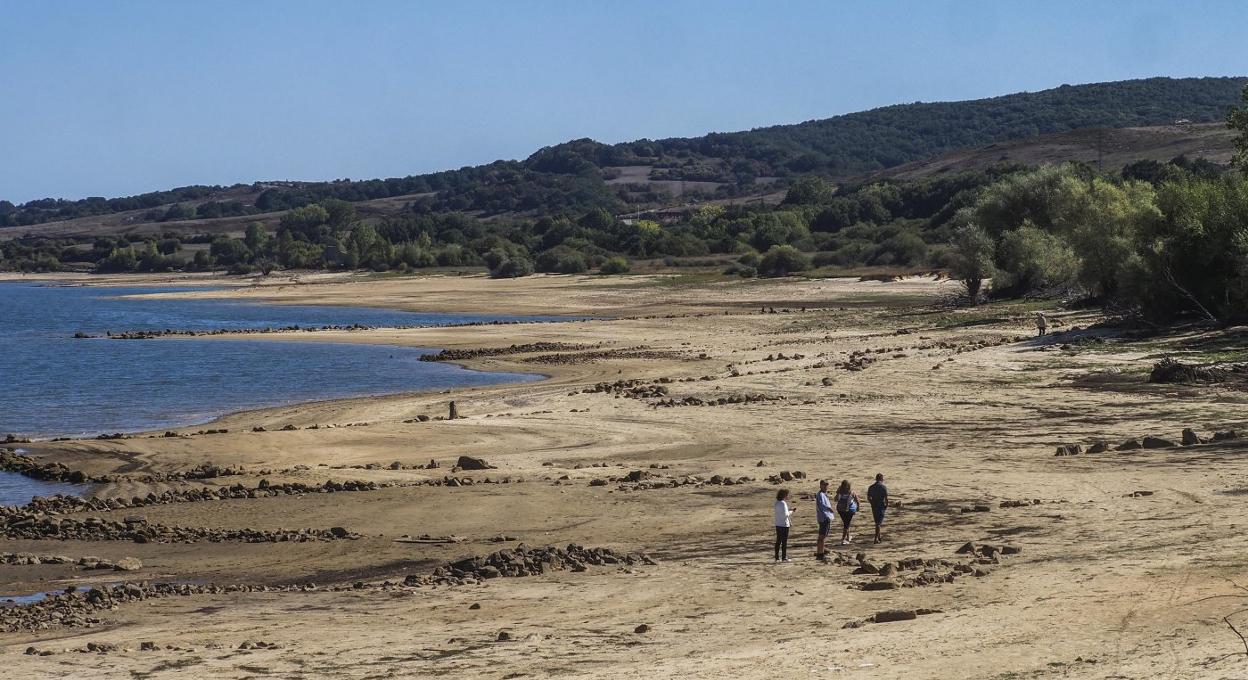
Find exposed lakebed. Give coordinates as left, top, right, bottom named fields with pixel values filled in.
left=0, top=281, right=555, bottom=439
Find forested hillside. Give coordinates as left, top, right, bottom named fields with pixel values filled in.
left=3, top=77, right=1243, bottom=228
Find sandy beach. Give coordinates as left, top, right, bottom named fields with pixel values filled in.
left=2, top=271, right=1246, bottom=679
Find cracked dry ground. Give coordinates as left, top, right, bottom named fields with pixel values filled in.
left=2, top=274, right=1247, bottom=679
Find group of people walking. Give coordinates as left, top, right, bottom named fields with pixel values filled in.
left=773, top=474, right=890, bottom=562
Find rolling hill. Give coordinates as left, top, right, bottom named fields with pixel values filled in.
left=2, top=76, right=1243, bottom=239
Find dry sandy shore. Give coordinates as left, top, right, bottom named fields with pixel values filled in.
left=3, top=271, right=1248, bottom=679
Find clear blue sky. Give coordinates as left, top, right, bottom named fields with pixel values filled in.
left=1, top=0, right=1245, bottom=203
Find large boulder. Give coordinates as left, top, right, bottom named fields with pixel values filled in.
left=455, top=456, right=494, bottom=471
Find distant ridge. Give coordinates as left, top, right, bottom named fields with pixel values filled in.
left=2, top=76, right=1244, bottom=229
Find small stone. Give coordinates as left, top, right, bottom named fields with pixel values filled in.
left=497, top=631, right=512, bottom=642
left=634, top=624, right=650, bottom=634
left=469, top=603, right=481, bottom=610
left=113, top=557, right=143, bottom=571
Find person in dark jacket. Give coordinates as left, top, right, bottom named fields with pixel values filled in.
left=867, top=473, right=890, bottom=544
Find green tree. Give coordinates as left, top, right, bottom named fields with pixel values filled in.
left=278, top=204, right=331, bottom=241
left=994, top=223, right=1078, bottom=296
left=782, top=176, right=834, bottom=205
left=209, top=236, right=252, bottom=266
left=245, top=222, right=269, bottom=254
left=949, top=224, right=996, bottom=302
left=1135, top=175, right=1248, bottom=323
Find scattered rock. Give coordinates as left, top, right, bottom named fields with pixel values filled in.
left=872, top=609, right=917, bottom=623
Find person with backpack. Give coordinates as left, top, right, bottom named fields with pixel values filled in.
left=867, top=473, right=890, bottom=544
left=834, top=480, right=860, bottom=546
left=815, top=480, right=834, bottom=562
left=773, top=489, right=795, bottom=562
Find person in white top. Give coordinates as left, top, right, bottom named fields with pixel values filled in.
left=774, top=489, right=795, bottom=562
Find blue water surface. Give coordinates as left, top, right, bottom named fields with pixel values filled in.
left=0, top=281, right=554, bottom=438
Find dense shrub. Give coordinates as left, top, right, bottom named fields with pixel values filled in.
left=757, top=245, right=810, bottom=278
left=599, top=256, right=630, bottom=274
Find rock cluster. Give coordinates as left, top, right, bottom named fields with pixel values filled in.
left=763, top=353, right=805, bottom=361
left=404, top=544, right=657, bottom=586
left=0, top=552, right=141, bottom=571
left=100, top=318, right=539, bottom=342
left=650, top=392, right=785, bottom=408
left=524, top=348, right=687, bottom=365
left=420, top=342, right=597, bottom=362
left=0, top=449, right=99, bottom=484
left=591, top=471, right=754, bottom=491
left=0, top=513, right=358, bottom=543
left=20, top=479, right=386, bottom=515
left=0, top=581, right=334, bottom=633
left=0, top=451, right=266, bottom=486
left=581, top=379, right=669, bottom=399
left=765, top=470, right=806, bottom=484
left=1055, top=428, right=1240, bottom=455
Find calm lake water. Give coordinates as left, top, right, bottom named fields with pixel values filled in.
left=0, top=281, right=551, bottom=440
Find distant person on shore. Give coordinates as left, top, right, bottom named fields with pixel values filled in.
left=1035, top=312, right=1048, bottom=337
left=867, top=473, right=890, bottom=544
left=834, top=480, right=859, bottom=546
left=774, top=489, right=795, bottom=562
left=815, top=480, right=834, bottom=561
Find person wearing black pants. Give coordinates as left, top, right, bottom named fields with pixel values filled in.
left=834, top=479, right=860, bottom=546
left=773, top=488, right=794, bottom=562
